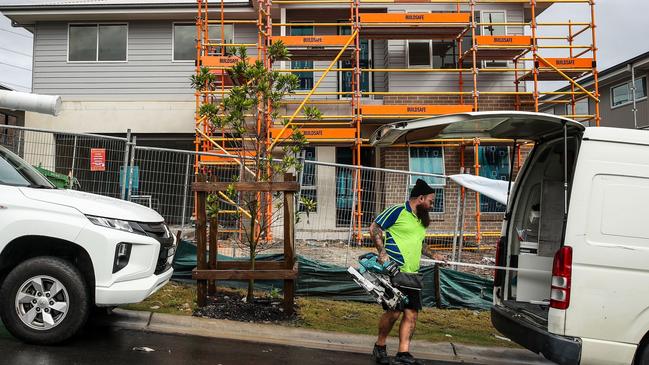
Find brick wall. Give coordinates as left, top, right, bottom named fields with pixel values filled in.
left=383, top=94, right=536, bottom=112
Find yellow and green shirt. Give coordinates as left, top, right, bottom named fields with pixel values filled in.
left=374, top=201, right=426, bottom=273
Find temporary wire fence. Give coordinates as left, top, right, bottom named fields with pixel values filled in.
left=0, top=125, right=129, bottom=198
left=0, top=124, right=500, bottom=276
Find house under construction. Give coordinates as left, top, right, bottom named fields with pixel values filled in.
left=193, top=0, right=599, bottom=245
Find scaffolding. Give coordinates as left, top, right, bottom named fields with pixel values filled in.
left=194, top=0, right=599, bottom=245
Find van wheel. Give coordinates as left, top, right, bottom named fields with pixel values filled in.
left=0, top=257, right=89, bottom=345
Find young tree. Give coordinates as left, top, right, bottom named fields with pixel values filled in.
left=192, top=42, right=318, bottom=303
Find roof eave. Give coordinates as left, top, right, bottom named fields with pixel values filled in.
left=1, top=2, right=254, bottom=24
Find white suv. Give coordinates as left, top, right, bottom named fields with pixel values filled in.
left=0, top=145, right=176, bottom=344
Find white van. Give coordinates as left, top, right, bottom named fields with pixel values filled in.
left=0, top=145, right=176, bottom=344
left=371, top=112, right=649, bottom=365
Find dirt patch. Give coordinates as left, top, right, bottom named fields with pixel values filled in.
left=193, top=290, right=297, bottom=324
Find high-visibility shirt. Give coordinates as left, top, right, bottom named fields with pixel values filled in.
left=374, top=201, right=425, bottom=273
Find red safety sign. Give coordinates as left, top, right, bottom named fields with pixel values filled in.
left=90, top=148, right=106, bottom=172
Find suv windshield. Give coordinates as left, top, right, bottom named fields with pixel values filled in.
left=0, top=146, right=55, bottom=188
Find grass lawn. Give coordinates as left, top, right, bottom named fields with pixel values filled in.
left=122, top=281, right=516, bottom=348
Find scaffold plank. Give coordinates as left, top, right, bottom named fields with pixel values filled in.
left=270, top=127, right=356, bottom=140
left=360, top=13, right=470, bottom=39
left=361, top=104, right=473, bottom=116
left=475, top=35, right=532, bottom=47
left=201, top=55, right=256, bottom=68
left=199, top=150, right=256, bottom=164
left=539, top=57, right=594, bottom=69
left=361, top=13, right=470, bottom=24
left=275, top=35, right=351, bottom=47
left=518, top=57, right=595, bottom=81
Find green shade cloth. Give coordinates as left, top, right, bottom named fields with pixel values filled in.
left=173, top=239, right=493, bottom=310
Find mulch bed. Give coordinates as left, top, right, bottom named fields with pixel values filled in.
left=193, top=290, right=297, bottom=323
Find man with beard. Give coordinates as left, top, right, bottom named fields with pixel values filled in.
left=369, top=178, right=435, bottom=365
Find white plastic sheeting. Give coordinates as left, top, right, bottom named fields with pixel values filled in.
left=0, top=90, right=61, bottom=116
left=449, top=174, right=511, bottom=205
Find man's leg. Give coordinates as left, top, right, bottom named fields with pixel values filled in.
left=376, top=310, right=401, bottom=346
left=397, top=308, right=418, bottom=353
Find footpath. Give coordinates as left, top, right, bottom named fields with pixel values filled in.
left=97, top=309, right=553, bottom=365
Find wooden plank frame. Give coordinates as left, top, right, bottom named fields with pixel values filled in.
left=192, top=174, right=298, bottom=314
left=193, top=262, right=299, bottom=280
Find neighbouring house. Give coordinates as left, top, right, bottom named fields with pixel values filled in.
left=542, top=50, right=648, bottom=129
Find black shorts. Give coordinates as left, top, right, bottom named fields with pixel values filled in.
left=382, top=287, right=422, bottom=311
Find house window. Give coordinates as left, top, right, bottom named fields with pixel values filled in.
left=432, top=41, right=457, bottom=69
left=299, top=147, right=317, bottom=213
left=478, top=146, right=510, bottom=213
left=407, top=41, right=432, bottom=68
left=611, top=77, right=647, bottom=108
left=409, top=147, right=445, bottom=212
left=173, top=23, right=234, bottom=61
left=339, top=24, right=371, bottom=95
left=481, top=11, right=509, bottom=68
left=291, top=25, right=314, bottom=90
left=335, top=147, right=354, bottom=226
left=68, top=24, right=127, bottom=62
left=565, top=98, right=589, bottom=116
left=482, top=11, right=506, bottom=36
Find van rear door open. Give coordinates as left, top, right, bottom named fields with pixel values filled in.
left=370, top=111, right=584, bottom=147
left=370, top=111, right=585, bottom=323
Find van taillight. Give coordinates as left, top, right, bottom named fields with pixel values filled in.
left=550, top=246, right=573, bottom=310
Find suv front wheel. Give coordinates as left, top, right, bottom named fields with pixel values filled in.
left=0, top=257, right=89, bottom=344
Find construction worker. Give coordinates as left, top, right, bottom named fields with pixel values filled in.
left=369, top=178, right=435, bottom=365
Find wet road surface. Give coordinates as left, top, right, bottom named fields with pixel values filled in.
left=0, top=322, right=469, bottom=365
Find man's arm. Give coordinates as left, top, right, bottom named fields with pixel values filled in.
left=369, top=222, right=389, bottom=263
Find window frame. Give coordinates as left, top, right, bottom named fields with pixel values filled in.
left=408, top=146, right=446, bottom=213
left=299, top=146, right=318, bottom=213
left=172, top=22, right=235, bottom=62
left=564, top=97, right=590, bottom=116
left=290, top=23, right=315, bottom=91
left=480, top=10, right=507, bottom=37
left=431, top=39, right=457, bottom=69
left=610, top=76, right=648, bottom=109
left=407, top=40, right=433, bottom=69
left=337, top=20, right=373, bottom=98
left=67, top=23, right=129, bottom=63
left=479, top=10, right=511, bottom=69
left=478, top=145, right=511, bottom=213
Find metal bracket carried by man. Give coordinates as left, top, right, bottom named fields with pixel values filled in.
left=349, top=178, right=435, bottom=365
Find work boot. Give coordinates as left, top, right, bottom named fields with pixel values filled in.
left=390, top=352, right=425, bottom=365
left=372, top=344, right=390, bottom=364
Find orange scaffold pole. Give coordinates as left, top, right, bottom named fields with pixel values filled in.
left=473, top=138, right=481, bottom=247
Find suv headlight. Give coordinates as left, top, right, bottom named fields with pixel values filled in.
left=86, top=215, right=140, bottom=234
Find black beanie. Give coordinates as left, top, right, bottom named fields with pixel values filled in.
left=410, top=178, right=435, bottom=198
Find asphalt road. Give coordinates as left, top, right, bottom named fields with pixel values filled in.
left=0, top=322, right=468, bottom=365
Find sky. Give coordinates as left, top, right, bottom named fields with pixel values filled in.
left=537, top=0, right=649, bottom=70
left=533, top=0, right=649, bottom=91
left=0, top=0, right=648, bottom=93
left=0, top=14, right=32, bottom=92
